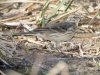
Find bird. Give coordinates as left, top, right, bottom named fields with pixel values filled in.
left=13, top=21, right=77, bottom=52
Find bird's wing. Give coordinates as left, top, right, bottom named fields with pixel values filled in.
left=36, top=22, right=77, bottom=33
left=13, top=22, right=77, bottom=36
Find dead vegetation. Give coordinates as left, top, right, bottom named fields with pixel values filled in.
left=0, top=0, right=100, bottom=75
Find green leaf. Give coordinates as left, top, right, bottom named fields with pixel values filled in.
left=64, top=0, right=74, bottom=12
left=26, top=46, right=30, bottom=53
left=47, top=0, right=66, bottom=23
left=41, top=1, right=50, bottom=27
left=25, top=67, right=30, bottom=74
left=0, top=49, right=7, bottom=56
left=51, top=0, right=66, bottom=16
left=96, top=62, right=100, bottom=66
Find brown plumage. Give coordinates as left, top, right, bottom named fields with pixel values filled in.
left=13, top=22, right=77, bottom=48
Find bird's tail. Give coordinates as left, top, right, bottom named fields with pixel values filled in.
left=12, top=32, right=37, bottom=36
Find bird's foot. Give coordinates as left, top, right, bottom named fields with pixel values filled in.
left=44, top=44, right=59, bottom=53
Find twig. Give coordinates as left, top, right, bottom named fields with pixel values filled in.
left=0, top=15, right=24, bottom=22
left=88, top=9, right=100, bottom=26
left=0, top=41, right=13, bottom=56
left=78, top=0, right=90, bottom=15
left=0, top=3, right=15, bottom=11
left=30, top=54, right=45, bottom=75
left=47, top=61, right=69, bottom=75
left=0, top=0, right=45, bottom=3
left=0, top=70, right=5, bottom=75
left=0, top=21, right=36, bottom=27
left=47, top=6, right=82, bottom=25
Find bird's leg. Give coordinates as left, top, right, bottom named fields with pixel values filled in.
left=44, top=41, right=61, bottom=53
left=67, top=42, right=75, bottom=49
left=45, top=42, right=61, bottom=52
left=54, top=42, right=62, bottom=52
left=46, top=41, right=57, bottom=52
